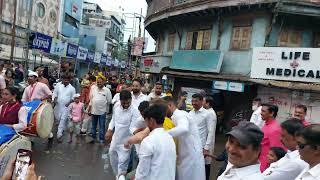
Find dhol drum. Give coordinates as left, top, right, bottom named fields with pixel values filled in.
left=0, top=135, right=31, bottom=177
left=22, top=100, right=54, bottom=138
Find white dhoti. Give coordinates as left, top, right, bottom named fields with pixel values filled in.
left=54, top=104, right=68, bottom=138
left=109, top=145, right=131, bottom=176
left=177, top=151, right=206, bottom=180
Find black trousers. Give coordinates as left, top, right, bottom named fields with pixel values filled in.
left=205, top=164, right=211, bottom=180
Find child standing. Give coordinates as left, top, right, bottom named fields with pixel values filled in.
left=68, top=94, right=85, bottom=144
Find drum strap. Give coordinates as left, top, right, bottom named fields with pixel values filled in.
left=28, top=83, right=38, bottom=101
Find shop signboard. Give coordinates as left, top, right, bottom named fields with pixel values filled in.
left=101, top=54, right=107, bottom=65
left=77, top=46, right=88, bottom=61
left=171, top=50, right=223, bottom=73
left=86, top=51, right=95, bottom=63
left=106, top=56, right=112, bottom=66
left=50, top=38, right=67, bottom=57
left=251, top=47, right=320, bottom=83
left=66, top=43, right=78, bottom=58
left=213, top=81, right=244, bottom=92
left=31, top=32, right=52, bottom=53
left=94, top=52, right=101, bottom=64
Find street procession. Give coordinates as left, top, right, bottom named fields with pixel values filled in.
left=1, top=0, right=320, bottom=180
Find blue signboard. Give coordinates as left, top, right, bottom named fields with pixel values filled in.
left=31, top=32, right=52, bottom=53
left=171, top=50, right=224, bottom=73
left=212, top=81, right=244, bottom=92
left=101, top=54, right=107, bottom=65
left=86, top=51, right=95, bottom=63
left=66, top=43, right=78, bottom=58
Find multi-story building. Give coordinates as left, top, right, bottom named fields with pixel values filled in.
left=81, top=2, right=125, bottom=55
left=0, top=0, right=59, bottom=61
left=144, top=0, right=320, bottom=128
left=58, top=0, right=83, bottom=42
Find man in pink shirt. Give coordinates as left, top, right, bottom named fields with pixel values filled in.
left=260, top=104, right=286, bottom=172
left=294, top=104, right=310, bottom=126
left=21, top=71, right=52, bottom=103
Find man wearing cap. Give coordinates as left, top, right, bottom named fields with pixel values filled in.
left=53, top=73, right=76, bottom=142
left=21, top=70, right=52, bottom=103
left=218, top=121, right=264, bottom=180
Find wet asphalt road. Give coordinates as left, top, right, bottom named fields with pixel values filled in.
left=31, top=130, right=226, bottom=180
left=32, top=136, right=115, bottom=180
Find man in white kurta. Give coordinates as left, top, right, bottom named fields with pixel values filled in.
left=189, top=94, right=215, bottom=180
left=131, top=79, right=148, bottom=109
left=135, top=104, right=176, bottom=180
left=163, top=96, right=205, bottom=180
left=105, top=90, right=141, bottom=178
left=250, top=98, right=264, bottom=128
left=53, top=74, right=76, bottom=140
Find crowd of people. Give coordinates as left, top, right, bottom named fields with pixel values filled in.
left=1, top=60, right=320, bottom=180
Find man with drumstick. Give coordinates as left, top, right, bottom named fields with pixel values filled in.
left=21, top=71, right=52, bottom=103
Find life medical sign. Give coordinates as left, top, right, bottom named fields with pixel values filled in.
left=251, top=47, right=320, bottom=83
left=31, top=32, right=52, bottom=53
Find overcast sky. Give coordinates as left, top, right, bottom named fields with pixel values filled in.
left=87, top=0, right=156, bottom=52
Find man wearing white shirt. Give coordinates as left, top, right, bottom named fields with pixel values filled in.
left=147, top=82, right=164, bottom=101
left=163, top=96, right=205, bottom=180
left=250, top=98, right=264, bottom=128
left=263, top=118, right=308, bottom=180
left=189, top=93, right=215, bottom=180
left=88, top=77, right=112, bottom=143
left=295, top=124, right=320, bottom=180
left=105, top=90, right=141, bottom=179
left=135, top=104, right=176, bottom=180
left=203, top=95, right=218, bottom=180
left=53, top=73, right=76, bottom=141
left=218, top=121, right=264, bottom=180
left=0, top=64, right=6, bottom=91
left=131, top=79, right=148, bottom=108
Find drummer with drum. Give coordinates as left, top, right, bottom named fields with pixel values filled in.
left=21, top=71, right=52, bottom=103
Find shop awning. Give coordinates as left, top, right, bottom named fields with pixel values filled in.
left=162, top=68, right=250, bottom=82
left=170, top=50, right=223, bottom=73
left=250, top=79, right=320, bottom=92
left=276, top=1, right=320, bottom=17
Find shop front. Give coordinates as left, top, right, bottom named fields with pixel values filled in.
left=251, top=47, right=320, bottom=124
left=162, top=50, right=256, bottom=132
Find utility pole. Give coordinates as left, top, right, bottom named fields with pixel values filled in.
left=0, top=0, right=3, bottom=36
left=10, top=0, right=17, bottom=62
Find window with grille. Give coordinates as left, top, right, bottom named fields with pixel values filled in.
left=278, top=29, right=302, bottom=47
left=185, top=29, right=211, bottom=50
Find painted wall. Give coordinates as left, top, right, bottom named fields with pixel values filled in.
left=157, top=13, right=318, bottom=76
left=258, top=86, right=320, bottom=124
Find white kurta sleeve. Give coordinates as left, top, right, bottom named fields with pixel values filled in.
left=204, top=112, right=215, bottom=150
left=135, top=140, right=153, bottom=180
left=21, top=87, right=28, bottom=102
left=13, top=107, right=28, bottom=132
left=210, top=110, right=217, bottom=151
left=108, top=113, right=115, bottom=131
left=106, top=88, right=112, bottom=104
left=129, top=109, right=144, bottom=135
left=168, top=112, right=189, bottom=137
